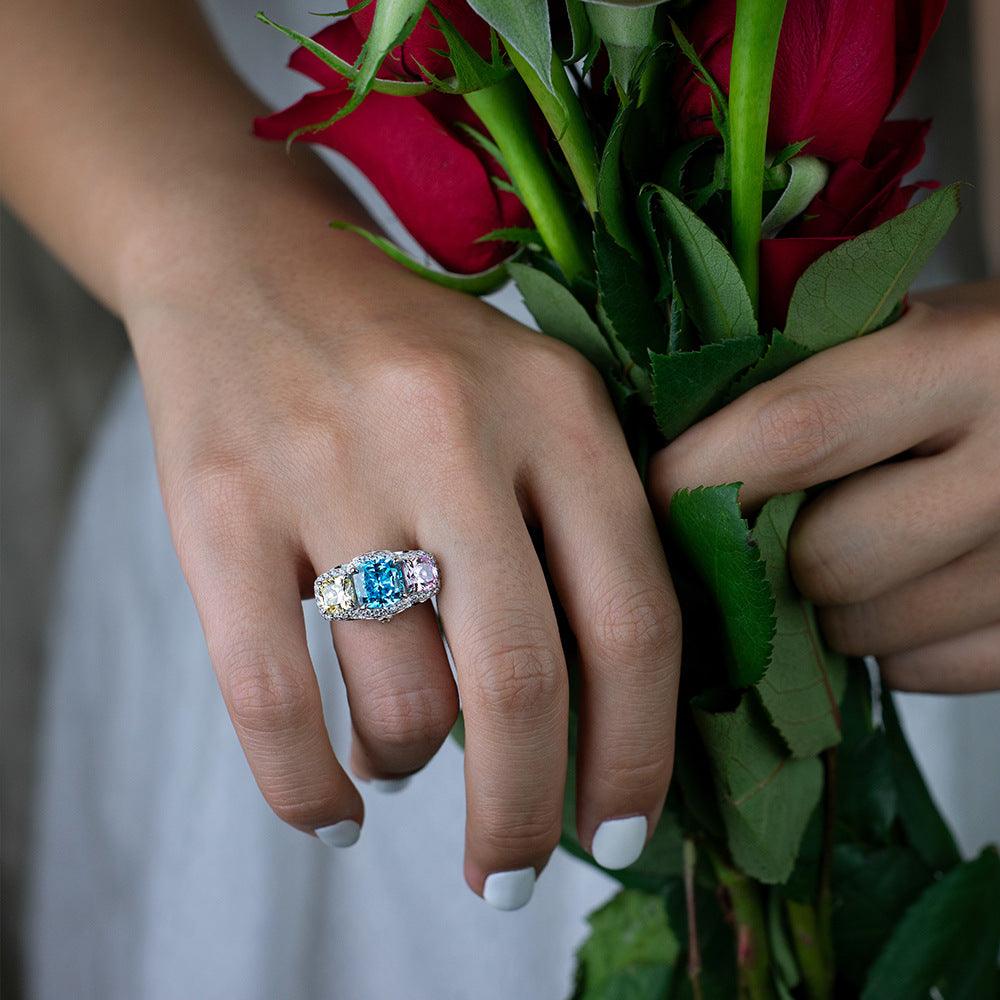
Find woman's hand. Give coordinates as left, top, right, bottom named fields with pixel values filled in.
left=129, top=230, right=680, bottom=909
left=651, top=280, right=1000, bottom=693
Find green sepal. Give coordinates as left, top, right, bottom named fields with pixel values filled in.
left=420, top=10, right=509, bottom=92
left=669, top=484, right=775, bottom=686
left=761, top=156, right=829, bottom=238
left=330, top=222, right=511, bottom=294
left=256, top=11, right=432, bottom=98
left=465, top=0, right=556, bottom=96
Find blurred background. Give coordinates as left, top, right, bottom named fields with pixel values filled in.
left=2, top=1, right=998, bottom=996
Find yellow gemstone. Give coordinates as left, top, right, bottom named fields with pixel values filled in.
left=319, top=575, right=356, bottom=614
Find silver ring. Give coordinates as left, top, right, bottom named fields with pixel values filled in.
left=314, top=549, right=440, bottom=622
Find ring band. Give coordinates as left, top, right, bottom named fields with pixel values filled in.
left=314, top=549, right=440, bottom=622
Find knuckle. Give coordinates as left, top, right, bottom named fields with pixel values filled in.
left=466, top=618, right=566, bottom=718
left=752, top=385, right=852, bottom=482
left=591, top=579, right=681, bottom=664
left=224, top=658, right=316, bottom=738
left=789, top=526, right=861, bottom=606
left=356, top=678, right=458, bottom=753
left=267, top=789, right=338, bottom=830
left=377, top=352, right=478, bottom=444
left=600, top=738, right=673, bottom=798
left=167, top=453, right=267, bottom=556
left=478, top=810, right=561, bottom=859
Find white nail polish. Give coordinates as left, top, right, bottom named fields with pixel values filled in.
left=592, top=815, right=648, bottom=870
left=315, top=820, right=361, bottom=848
left=371, top=776, right=410, bottom=793
left=483, top=867, right=535, bottom=911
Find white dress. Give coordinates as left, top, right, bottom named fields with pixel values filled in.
left=26, top=3, right=1000, bottom=998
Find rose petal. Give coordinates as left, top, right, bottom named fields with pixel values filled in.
left=253, top=90, right=527, bottom=273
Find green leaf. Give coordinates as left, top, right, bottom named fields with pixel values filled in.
left=255, top=11, right=432, bottom=98
left=329, top=222, right=511, bottom=294
left=669, top=485, right=775, bottom=686
left=560, top=0, right=594, bottom=62
left=783, top=184, right=961, bottom=351
left=650, top=338, right=762, bottom=442
left=694, top=696, right=823, bottom=884
left=597, top=102, right=638, bottom=256
left=760, top=156, right=829, bottom=238
left=641, top=185, right=758, bottom=344
left=573, top=889, right=679, bottom=1000
left=476, top=226, right=543, bottom=246
left=725, top=331, right=812, bottom=399
left=661, top=137, right=713, bottom=198
left=831, top=663, right=898, bottom=845
left=508, top=262, right=619, bottom=373
left=595, top=220, right=666, bottom=364
left=831, top=844, right=932, bottom=992
left=752, top=492, right=847, bottom=758
left=861, top=847, right=1000, bottom=1000
left=466, top=0, right=555, bottom=95
left=837, top=723, right=896, bottom=845
left=881, top=689, right=962, bottom=872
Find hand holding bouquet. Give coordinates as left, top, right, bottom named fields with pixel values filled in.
left=255, top=1, right=1000, bottom=995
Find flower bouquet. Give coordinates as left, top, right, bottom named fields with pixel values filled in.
left=254, top=1, right=1000, bottom=995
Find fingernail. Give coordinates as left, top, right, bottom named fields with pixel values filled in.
left=371, top=776, right=410, bottom=794
left=315, top=820, right=361, bottom=848
left=483, top=867, right=535, bottom=911
left=592, top=815, right=647, bottom=870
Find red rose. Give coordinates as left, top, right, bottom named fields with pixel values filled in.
left=254, top=6, right=527, bottom=274
left=760, top=120, right=937, bottom=329
left=674, top=0, right=946, bottom=162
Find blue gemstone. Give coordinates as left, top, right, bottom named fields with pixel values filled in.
left=353, top=558, right=405, bottom=610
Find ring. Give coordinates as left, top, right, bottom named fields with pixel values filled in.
left=314, top=549, right=440, bottom=622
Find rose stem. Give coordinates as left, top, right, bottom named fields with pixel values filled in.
left=464, top=76, right=593, bottom=284
left=683, top=839, right=705, bottom=1000
left=504, top=47, right=599, bottom=216
left=728, top=0, right=788, bottom=313
left=709, top=848, right=776, bottom=1000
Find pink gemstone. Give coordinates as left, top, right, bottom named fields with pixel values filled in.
left=403, top=553, right=438, bottom=594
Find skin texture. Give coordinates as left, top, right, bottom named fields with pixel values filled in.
left=0, top=0, right=679, bottom=899
left=651, top=288, right=1000, bottom=693
left=1, top=0, right=997, bottom=912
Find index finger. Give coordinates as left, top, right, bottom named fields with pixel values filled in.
left=650, top=307, right=969, bottom=511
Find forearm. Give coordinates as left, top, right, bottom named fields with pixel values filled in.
left=0, top=0, right=373, bottom=319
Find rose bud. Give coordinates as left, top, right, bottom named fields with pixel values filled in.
left=254, top=9, right=527, bottom=274
left=760, top=120, right=937, bottom=328
left=673, top=0, right=947, bottom=162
